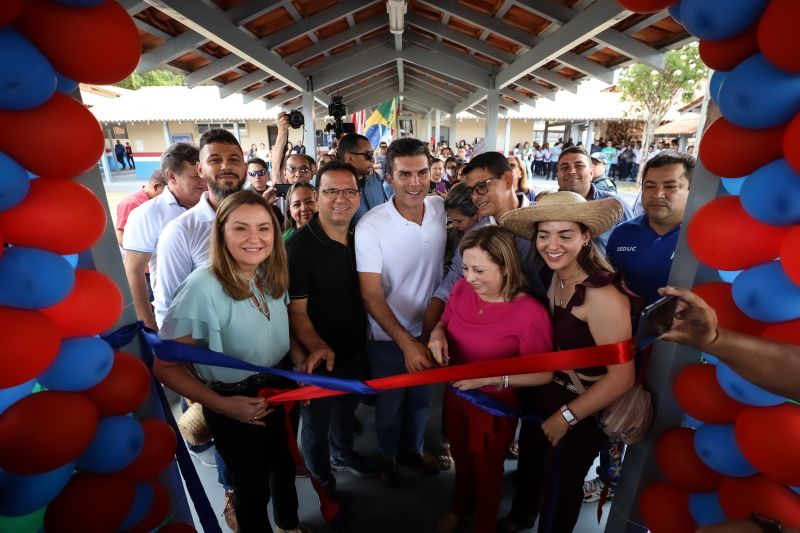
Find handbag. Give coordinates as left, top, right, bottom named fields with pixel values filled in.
left=564, top=369, right=653, bottom=445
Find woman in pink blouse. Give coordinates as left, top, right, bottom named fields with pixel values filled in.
left=428, top=225, right=553, bottom=533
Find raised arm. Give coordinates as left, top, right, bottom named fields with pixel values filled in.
left=271, top=113, right=291, bottom=184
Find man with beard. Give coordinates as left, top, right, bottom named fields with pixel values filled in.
left=153, top=128, right=248, bottom=327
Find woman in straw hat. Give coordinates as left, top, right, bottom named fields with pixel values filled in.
left=496, top=191, right=640, bottom=533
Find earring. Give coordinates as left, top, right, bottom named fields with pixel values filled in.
left=583, top=241, right=590, bottom=247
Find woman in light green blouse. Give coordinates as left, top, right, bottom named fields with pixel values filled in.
left=155, top=191, right=307, bottom=533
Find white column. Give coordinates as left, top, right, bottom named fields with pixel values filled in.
left=450, top=115, right=458, bottom=148
left=585, top=120, right=595, bottom=148
left=503, top=118, right=511, bottom=155
left=434, top=109, right=441, bottom=145
left=162, top=121, right=171, bottom=148
left=426, top=113, right=432, bottom=144
left=484, top=76, right=499, bottom=151
left=302, top=79, right=316, bottom=157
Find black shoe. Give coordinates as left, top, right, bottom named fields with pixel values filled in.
left=379, top=457, right=399, bottom=487
left=398, top=450, right=441, bottom=476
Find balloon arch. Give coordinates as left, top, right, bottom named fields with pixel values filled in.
left=1, top=0, right=799, bottom=531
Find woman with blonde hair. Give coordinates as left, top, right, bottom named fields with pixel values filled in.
left=155, top=191, right=307, bottom=533
left=497, top=191, right=640, bottom=533
left=507, top=154, right=534, bottom=203
left=428, top=225, right=553, bottom=533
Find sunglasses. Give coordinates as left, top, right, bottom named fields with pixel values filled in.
left=248, top=169, right=268, bottom=177
left=350, top=151, right=374, bottom=161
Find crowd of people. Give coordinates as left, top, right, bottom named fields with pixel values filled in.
left=113, top=113, right=792, bottom=533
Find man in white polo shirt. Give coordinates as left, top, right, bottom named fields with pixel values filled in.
left=356, top=137, right=446, bottom=487
left=153, top=128, right=248, bottom=327
left=122, top=142, right=203, bottom=331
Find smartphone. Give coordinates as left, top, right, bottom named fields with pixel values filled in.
left=274, top=183, right=291, bottom=198
left=635, top=295, right=678, bottom=349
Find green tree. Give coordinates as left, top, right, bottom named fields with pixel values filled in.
left=618, top=43, right=707, bottom=182
left=115, top=69, right=185, bottom=90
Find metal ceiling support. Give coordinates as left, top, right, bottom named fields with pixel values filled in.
left=500, top=88, right=537, bottom=108
left=404, top=62, right=481, bottom=92
left=499, top=100, right=521, bottom=113
left=558, top=52, right=615, bottom=84
left=324, top=64, right=395, bottom=95
left=403, top=84, right=460, bottom=112
left=404, top=73, right=467, bottom=100
left=397, top=59, right=405, bottom=93
left=283, top=17, right=387, bottom=66
left=402, top=38, right=498, bottom=80
left=242, top=80, right=290, bottom=104
left=302, top=79, right=316, bottom=154
left=220, top=72, right=279, bottom=99
left=261, top=0, right=373, bottom=49
left=268, top=89, right=302, bottom=108
left=185, top=54, right=245, bottom=87
left=485, top=77, right=499, bottom=151
left=406, top=14, right=516, bottom=65
left=339, top=76, right=399, bottom=100
left=313, top=47, right=398, bottom=90
left=144, top=0, right=306, bottom=89
left=415, top=0, right=535, bottom=49
left=346, top=88, right=402, bottom=113
left=495, top=0, right=514, bottom=19
left=119, top=0, right=149, bottom=14
left=513, top=78, right=557, bottom=101
left=530, top=68, right=578, bottom=93
left=403, top=47, right=492, bottom=89
left=136, top=30, right=209, bottom=74
left=302, top=39, right=393, bottom=77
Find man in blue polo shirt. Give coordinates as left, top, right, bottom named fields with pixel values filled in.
left=606, top=149, right=694, bottom=305
left=583, top=150, right=693, bottom=505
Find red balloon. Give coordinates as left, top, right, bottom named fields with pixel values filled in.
left=784, top=113, right=800, bottom=174
left=0, top=391, right=98, bottom=474
left=758, top=0, right=800, bottom=74
left=617, top=0, right=676, bottom=14
left=0, top=0, right=22, bottom=27
left=123, top=480, right=170, bottom=533
left=655, top=427, right=721, bottom=492
left=780, top=225, right=800, bottom=286
left=0, top=92, right=104, bottom=180
left=762, top=318, right=800, bottom=344
left=158, top=524, right=197, bottom=533
left=639, top=482, right=696, bottom=533
left=0, top=307, right=60, bottom=389
left=735, top=404, right=800, bottom=486
left=674, top=364, right=745, bottom=424
left=0, top=179, right=105, bottom=254
left=687, top=196, right=790, bottom=271
left=83, top=352, right=151, bottom=416
left=44, top=472, right=136, bottom=533
left=699, top=117, right=786, bottom=178
left=15, top=0, right=140, bottom=85
left=698, top=24, right=759, bottom=72
left=719, top=475, right=800, bottom=529
left=693, top=282, right=767, bottom=335
left=119, top=420, right=177, bottom=482
left=41, top=269, right=123, bottom=337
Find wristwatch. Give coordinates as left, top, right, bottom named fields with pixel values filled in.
left=750, top=513, right=782, bottom=533
left=559, top=404, right=578, bottom=426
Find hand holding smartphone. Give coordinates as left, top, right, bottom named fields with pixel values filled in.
left=635, top=295, right=678, bottom=349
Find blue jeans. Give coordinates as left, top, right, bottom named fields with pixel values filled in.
left=367, top=340, right=434, bottom=459
left=300, top=355, right=367, bottom=489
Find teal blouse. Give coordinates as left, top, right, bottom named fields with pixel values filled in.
left=159, top=267, right=290, bottom=384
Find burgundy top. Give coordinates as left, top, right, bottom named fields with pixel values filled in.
left=552, top=270, right=640, bottom=381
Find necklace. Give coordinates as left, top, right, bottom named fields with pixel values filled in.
left=247, top=276, right=271, bottom=321
left=556, top=264, right=583, bottom=307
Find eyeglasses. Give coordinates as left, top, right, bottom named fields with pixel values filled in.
left=286, top=166, right=311, bottom=174
left=350, top=151, right=374, bottom=161
left=320, top=188, right=360, bottom=198
left=469, top=174, right=503, bottom=196
left=248, top=169, right=268, bottom=177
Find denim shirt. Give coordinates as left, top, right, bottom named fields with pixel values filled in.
left=354, top=172, right=388, bottom=224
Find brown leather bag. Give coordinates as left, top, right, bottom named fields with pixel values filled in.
left=565, top=370, right=653, bottom=445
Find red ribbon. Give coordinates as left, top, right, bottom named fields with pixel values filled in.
left=266, top=339, right=635, bottom=404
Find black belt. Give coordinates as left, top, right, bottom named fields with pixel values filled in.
left=206, top=374, right=277, bottom=394
left=551, top=375, right=580, bottom=394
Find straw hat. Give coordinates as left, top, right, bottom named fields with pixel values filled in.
left=499, top=191, right=623, bottom=240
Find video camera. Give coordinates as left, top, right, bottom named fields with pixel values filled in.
left=325, top=95, right=348, bottom=138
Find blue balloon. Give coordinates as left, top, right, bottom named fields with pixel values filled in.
left=717, top=269, right=742, bottom=283
left=716, top=363, right=785, bottom=407
left=733, top=261, right=800, bottom=323
left=0, top=463, right=74, bottom=516
left=668, top=2, right=683, bottom=25
left=0, top=248, right=75, bottom=309
left=720, top=176, right=746, bottom=196
left=681, top=413, right=704, bottom=429
left=55, top=73, right=79, bottom=95
left=701, top=353, right=720, bottom=365
left=118, top=483, right=155, bottom=530
left=62, top=254, right=79, bottom=269
left=709, top=70, right=727, bottom=103
left=0, top=379, right=35, bottom=415
left=0, top=151, right=30, bottom=211
left=740, top=159, right=800, bottom=225
left=76, top=416, right=145, bottom=474
left=0, top=28, right=57, bottom=111
left=792, top=486, right=800, bottom=496
left=38, top=337, right=114, bottom=392
left=689, top=492, right=727, bottom=526
left=694, top=424, right=757, bottom=477
left=681, top=0, right=768, bottom=41
left=719, top=54, right=800, bottom=129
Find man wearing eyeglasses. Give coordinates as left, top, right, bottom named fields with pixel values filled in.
left=337, top=133, right=389, bottom=223
left=287, top=161, right=376, bottom=514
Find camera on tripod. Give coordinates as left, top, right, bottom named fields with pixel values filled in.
left=287, top=109, right=304, bottom=129
left=325, top=96, right=348, bottom=138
